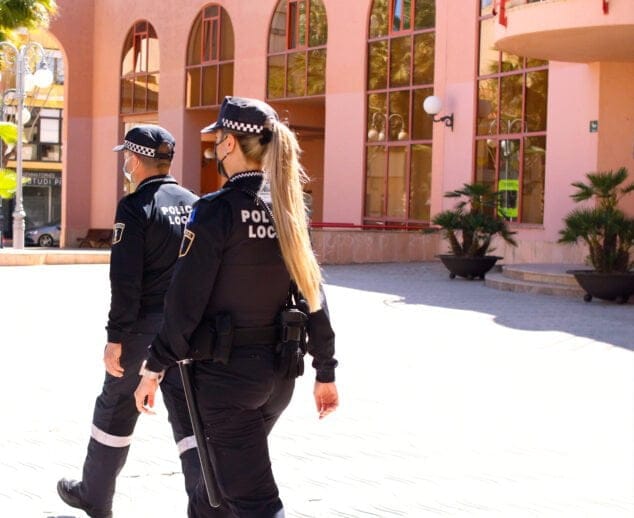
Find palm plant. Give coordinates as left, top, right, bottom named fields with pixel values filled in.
left=559, top=167, right=634, bottom=273
left=432, top=182, right=517, bottom=257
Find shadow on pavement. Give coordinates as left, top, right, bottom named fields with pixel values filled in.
left=324, top=262, right=634, bottom=351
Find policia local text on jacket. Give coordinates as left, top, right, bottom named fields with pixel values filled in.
left=144, top=171, right=337, bottom=516
left=107, top=175, right=196, bottom=340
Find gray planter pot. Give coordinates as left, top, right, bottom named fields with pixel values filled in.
left=567, top=270, right=634, bottom=304
left=438, top=254, right=502, bottom=280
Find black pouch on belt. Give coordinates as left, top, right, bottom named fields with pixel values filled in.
left=188, top=320, right=216, bottom=360
left=212, top=312, right=234, bottom=365
left=276, top=307, right=308, bottom=379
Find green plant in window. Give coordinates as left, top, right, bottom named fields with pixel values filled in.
left=525, top=70, right=548, bottom=132
left=414, top=0, right=435, bottom=29
left=389, top=36, right=411, bottom=87
left=500, top=53, right=522, bottom=73
left=369, top=0, right=389, bottom=38
left=307, top=49, right=326, bottom=95
left=308, top=0, right=327, bottom=47
left=368, top=40, right=388, bottom=90
left=287, top=52, right=307, bottom=97
left=500, top=75, right=523, bottom=125
left=413, top=33, right=434, bottom=85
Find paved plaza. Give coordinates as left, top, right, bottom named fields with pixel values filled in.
left=0, top=261, right=632, bottom=517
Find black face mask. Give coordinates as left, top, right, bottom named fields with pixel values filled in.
left=216, top=158, right=228, bottom=179
left=215, top=135, right=229, bottom=179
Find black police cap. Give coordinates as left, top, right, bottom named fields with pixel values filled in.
left=113, top=125, right=175, bottom=160
left=201, top=96, right=279, bottom=137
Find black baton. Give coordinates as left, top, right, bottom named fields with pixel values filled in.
left=178, top=359, right=221, bottom=508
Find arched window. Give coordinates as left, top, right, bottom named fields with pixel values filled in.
left=475, top=3, right=548, bottom=224
left=120, top=21, right=159, bottom=114
left=365, top=0, right=435, bottom=226
left=186, top=4, right=234, bottom=108
left=267, top=0, right=327, bottom=99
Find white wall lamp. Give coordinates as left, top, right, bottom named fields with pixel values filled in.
left=423, top=95, right=454, bottom=131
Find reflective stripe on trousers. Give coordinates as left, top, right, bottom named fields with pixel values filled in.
left=90, top=424, right=133, bottom=448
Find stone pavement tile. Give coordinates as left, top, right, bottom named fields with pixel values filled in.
left=0, top=262, right=632, bottom=517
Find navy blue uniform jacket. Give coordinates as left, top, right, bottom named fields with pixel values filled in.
left=106, top=174, right=198, bottom=342
left=146, top=171, right=337, bottom=382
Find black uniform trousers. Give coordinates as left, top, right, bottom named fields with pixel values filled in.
left=188, top=345, right=295, bottom=518
left=80, top=313, right=201, bottom=512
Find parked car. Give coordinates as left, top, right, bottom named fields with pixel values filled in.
left=25, top=222, right=61, bottom=247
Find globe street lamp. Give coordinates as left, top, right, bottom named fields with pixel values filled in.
left=422, top=95, right=454, bottom=131
left=0, top=40, right=53, bottom=248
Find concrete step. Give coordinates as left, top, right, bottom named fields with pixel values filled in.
left=485, top=263, right=589, bottom=298
left=484, top=272, right=585, bottom=297
left=501, top=263, right=586, bottom=287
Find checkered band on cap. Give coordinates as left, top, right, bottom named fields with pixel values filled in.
left=124, top=140, right=156, bottom=157
left=222, top=118, right=264, bottom=135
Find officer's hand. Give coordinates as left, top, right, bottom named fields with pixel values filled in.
left=134, top=376, right=159, bottom=415
left=104, top=342, right=124, bottom=377
left=314, top=382, right=339, bottom=419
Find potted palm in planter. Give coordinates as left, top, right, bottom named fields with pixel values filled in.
left=432, top=182, right=517, bottom=279
left=559, top=167, right=634, bottom=304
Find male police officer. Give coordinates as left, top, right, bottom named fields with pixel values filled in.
left=57, top=125, right=201, bottom=518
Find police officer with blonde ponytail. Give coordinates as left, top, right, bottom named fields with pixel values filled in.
left=135, top=97, right=339, bottom=517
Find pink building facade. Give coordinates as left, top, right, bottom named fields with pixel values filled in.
left=41, top=0, right=633, bottom=263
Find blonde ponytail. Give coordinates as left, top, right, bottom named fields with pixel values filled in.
left=262, top=123, right=322, bottom=312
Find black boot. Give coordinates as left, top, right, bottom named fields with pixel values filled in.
left=57, top=478, right=113, bottom=518
left=59, top=438, right=129, bottom=516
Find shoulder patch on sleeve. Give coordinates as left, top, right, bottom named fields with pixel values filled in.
left=188, top=206, right=198, bottom=225
left=179, top=228, right=195, bottom=257
left=112, top=223, right=125, bottom=245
